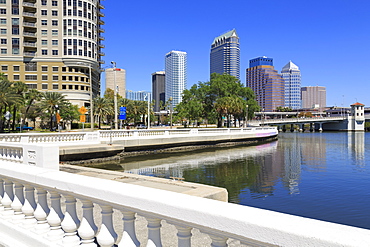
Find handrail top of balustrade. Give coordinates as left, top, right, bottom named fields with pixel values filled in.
left=0, top=162, right=368, bottom=247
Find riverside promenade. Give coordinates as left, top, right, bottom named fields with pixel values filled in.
left=1, top=127, right=370, bottom=246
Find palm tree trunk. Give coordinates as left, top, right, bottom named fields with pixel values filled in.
left=11, top=105, right=16, bottom=131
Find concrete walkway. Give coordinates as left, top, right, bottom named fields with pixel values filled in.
left=60, top=164, right=249, bottom=246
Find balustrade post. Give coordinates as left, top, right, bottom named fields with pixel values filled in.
left=0, top=179, right=4, bottom=212
left=146, top=217, right=162, bottom=247
left=209, top=235, right=228, bottom=247
left=22, top=184, right=37, bottom=229
left=1, top=179, right=14, bottom=220
left=61, top=195, right=80, bottom=246
left=175, top=225, right=192, bottom=247
left=78, top=199, right=98, bottom=246
left=47, top=191, right=64, bottom=242
left=97, top=205, right=117, bottom=247
left=33, top=188, right=50, bottom=234
left=11, top=182, right=25, bottom=224
left=118, top=210, right=140, bottom=246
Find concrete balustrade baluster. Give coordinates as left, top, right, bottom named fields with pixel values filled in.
left=0, top=179, right=4, bottom=213
left=61, top=195, right=81, bottom=246
left=47, top=191, right=65, bottom=242
left=209, top=234, right=228, bottom=247
left=145, top=217, right=163, bottom=247
left=175, top=225, right=192, bottom=247
left=22, top=184, right=37, bottom=229
left=97, top=205, right=117, bottom=247
left=118, top=210, right=140, bottom=246
left=11, top=182, right=25, bottom=224
left=78, top=199, right=98, bottom=246
left=2, top=179, right=14, bottom=220
left=33, top=188, right=50, bottom=234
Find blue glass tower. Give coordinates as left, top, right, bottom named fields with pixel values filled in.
left=210, top=29, right=240, bottom=79
left=281, top=61, right=301, bottom=110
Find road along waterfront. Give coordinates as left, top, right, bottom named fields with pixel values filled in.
left=85, top=131, right=370, bottom=230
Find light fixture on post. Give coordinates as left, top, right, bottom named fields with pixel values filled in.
left=111, top=61, right=118, bottom=130
left=76, top=62, right=94, bottom=131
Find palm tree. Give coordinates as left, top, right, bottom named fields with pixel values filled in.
left=10, top=81, right=27, bottom=130
left=38, top=92, right=67, bottom=131
left=0, top=77, right=23, bottom=132
left=94, top=97, right=112, bottom=129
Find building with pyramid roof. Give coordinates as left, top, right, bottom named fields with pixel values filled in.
left=210, top=29, right=240, bottom=79
left=281, top=61, right=302, bottom=109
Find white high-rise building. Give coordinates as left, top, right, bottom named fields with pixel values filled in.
left=0, top=0, right=105, bottom=107
left=281, top=61, right=301, bottom=110
left=165, top=50, right=187, bottom=108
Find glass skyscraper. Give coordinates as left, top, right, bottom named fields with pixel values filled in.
left=281, top=61, right=301, bottom=109
left=165, top=51, right=187, bottom=108
left=210, top=29, right=240, bottom=79
left=246, top=57, right=285, bottom=112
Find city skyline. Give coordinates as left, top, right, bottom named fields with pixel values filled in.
left=101, top=0, right=370, bottom=107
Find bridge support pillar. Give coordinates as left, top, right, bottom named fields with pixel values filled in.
left=310, top=123, right=314, bottom=132
left=282, top=125, right=286, bottom=132
left=316, top=122, right=323, bottom=132
left=298, top=124, right=304, bottom=132
left=290, top=124, right=295, bottom=132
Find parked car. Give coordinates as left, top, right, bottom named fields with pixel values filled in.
left=136, top=124, right=147, bottom=129
left=16, top=126, right=34, bottom=131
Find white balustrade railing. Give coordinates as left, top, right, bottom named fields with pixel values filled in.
left=0, top=163, right=369, bottom=247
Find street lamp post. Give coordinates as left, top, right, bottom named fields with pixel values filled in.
left=111, top=61, right=118, bottom=130
left=145, top=93, right=150, bottom=129
left=245, top=104, right=249, bottom=128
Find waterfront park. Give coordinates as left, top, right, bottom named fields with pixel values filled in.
left=0, top=74, right=370, bottom=246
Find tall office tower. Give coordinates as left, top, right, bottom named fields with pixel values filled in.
left=246, top=57, right=285, bottom=112
left=126, top=90, right=151, bottom=101
left=152, top=71, right=165, bottom=112
left=0, top=0, right=105, bottom=107
left=301, top=86, right=326, bottom=110
left=281, top=61, right=301, bottom=110
left=165, top=50, right=187, bottom=108
left=210, top=29, right=240, bottom=79
left=105, top=68, right=126, bottom=98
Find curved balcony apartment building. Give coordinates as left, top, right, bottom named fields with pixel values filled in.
left=0, top=0, right=105, bottom=107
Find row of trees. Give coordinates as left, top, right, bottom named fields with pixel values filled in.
left=0, top=72, right=259, bottom=131
left=176, top=73, right=259, bottom=127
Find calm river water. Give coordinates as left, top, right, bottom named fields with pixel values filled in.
left=88, top=132, right=370, bottom=230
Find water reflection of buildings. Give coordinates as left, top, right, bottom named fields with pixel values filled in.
left=347, top=132, right=365, bottom=167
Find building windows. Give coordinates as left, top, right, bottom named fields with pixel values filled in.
left=52, top=30, right=58, bottom=36
left=42, top=50, right=48, bottom=55
left=52, top=67, right=58, bottom=72
left=52, top=75, right=58, bottom=81
left=12, top=27, right=19, bottom=35
left=52, top=10, right=58, bottom=16
left=52, top=50, right=58, bottom=55
left=0, top=18, right=5, bottom=24
left=13, top=65, right=19, bottom=72
left=0, top=9, right=6, bottom=14
left=13, top=75, right=19, bottom=81
left=1, top=48, right=6, bottom=54
left=25, top=75, right=37, bottom=81
left=1, top=65, right=7, bottom=71
left=53, top=84, right=58, bottom=89
left=52, top=40, right=58, bottom=45
left=41, top=20, right=47, bottom=25
left=0, top=28, right=6, bottom=34
left=52, top=0, right=57, bottom=6
left=42, top=75, right=48, bottom=81
left=41, top=30, right=47, bottom=35
left=42, top=84, right=48, bottom=90
left=41, top=40, right=47, bottom=45
left=27, top=84, right=37, bottom=89
left=52, top=20, right=58, bottom=26
left=41, top=66, right=48, bottom=72
left=25, top=62, right=37, bottom=72
left=12, top=48, right=19, bottom=54
left=0, top=38, right=6, bottom=44
left=41, top=10, right=47, bottom=15
left=0, top=0, right=5, bottom=4
left=41, top=0, right=47, bottom=5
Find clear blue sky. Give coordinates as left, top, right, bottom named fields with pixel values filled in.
left=101, top=0, right=370, bottom=107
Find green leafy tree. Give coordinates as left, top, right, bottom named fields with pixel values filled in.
left=37, top=92, right=68, bottom=130
left=94, top=97, right=113, bottom=128
left=60, top=103, right=80, bottom=126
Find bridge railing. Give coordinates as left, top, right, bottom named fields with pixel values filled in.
left=1, top=162, right=369, bottom=247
